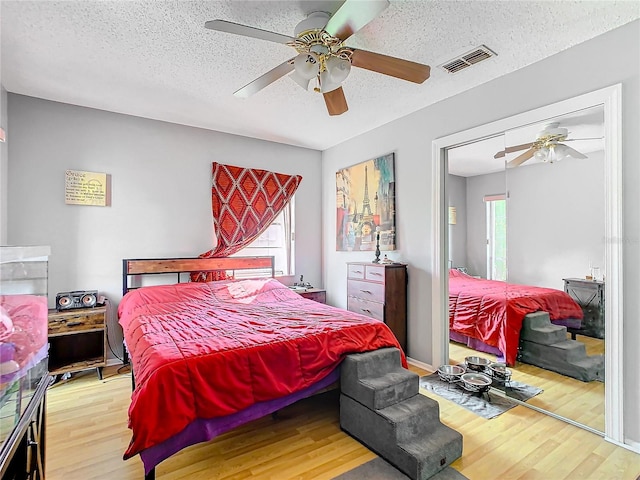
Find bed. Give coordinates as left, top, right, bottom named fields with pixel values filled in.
left=448, top=269, right=584, bottom=365
left=119, top=257, right=404, bottom=479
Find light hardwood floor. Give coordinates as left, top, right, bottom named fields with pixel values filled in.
left=449, top=336, right=605, bottom=432
left=46, top=364, right=639, bottom=480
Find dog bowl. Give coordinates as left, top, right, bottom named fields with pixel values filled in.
left=437, top=364, right=466, bottom=383
left=488, top=362, right=512, bottom=382
left=460, top=372, right=492, bottom=393
left=465, top=356, right=492, bottom=372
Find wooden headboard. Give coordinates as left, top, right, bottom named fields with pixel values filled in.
left=122, top=256, right=275, bottom=295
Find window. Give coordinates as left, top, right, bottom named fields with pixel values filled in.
left=232, top=199, right=295, bottom=277
left=485, top=194, right=506, bottom=281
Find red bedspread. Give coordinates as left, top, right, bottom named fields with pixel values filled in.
left=448, top=270, right=583, bottom=365
left=119, top=278, right=403, bottom=459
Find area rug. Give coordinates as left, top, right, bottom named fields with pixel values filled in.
left=332, top=457, right=467, bottom=480
left=419, top=373, right=542, bottom=419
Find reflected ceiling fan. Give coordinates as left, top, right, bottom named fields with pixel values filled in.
left=205, top=0, right=430, bottom=116
left=495, top=122, right=601, bottom=168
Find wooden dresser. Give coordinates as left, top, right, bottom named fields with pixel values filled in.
left=346, top=262, right=407, bottom=351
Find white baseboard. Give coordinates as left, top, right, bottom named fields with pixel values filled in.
left=407, top=356, right=435, bottom=373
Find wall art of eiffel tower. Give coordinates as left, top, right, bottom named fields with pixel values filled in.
left=335, top=153, right=396, bottom=252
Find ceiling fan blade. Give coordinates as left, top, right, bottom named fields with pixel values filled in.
left=505, top=142, right=534, bottom=154
left=561, top=144, right=588, bottom=159
left=494, top=150, right=506, bottom=159
left=563, top=137, right=604, bottom=142
left=324, top=0, right=390, bottom=41
left=234, top=59, right=295, bottom=98
left=351, top=49, right=430, bottom=84
left=507, top=148, right=535, bottom=168
left=323, top=87, right=348, bottom=116
left=205, top=20, right=295, bottom=44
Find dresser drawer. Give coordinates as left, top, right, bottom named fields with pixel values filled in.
left=365, top=265, right=386, bottom=282
left=48, top=309, right=105, bottom=335
left=347, top=297, right=384, bottom=321
left=347, top=264, right=366, bottom=280
left=347, top=279, right=385, bottom=302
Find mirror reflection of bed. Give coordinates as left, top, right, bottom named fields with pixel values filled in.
left=446, top=105, right=606, bottom=433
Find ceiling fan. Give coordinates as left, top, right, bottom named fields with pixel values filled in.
left=495, top=122, right=599, bottom=168
left=204, top=0, right=431, bottom=116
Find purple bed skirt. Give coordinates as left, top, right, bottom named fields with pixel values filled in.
left=139, top=366, right=341, bottom=475
left=449, top=331, right=506, bottom=362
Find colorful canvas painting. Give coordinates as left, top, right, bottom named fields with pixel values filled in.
left=336, top=153, right=396, bottom=252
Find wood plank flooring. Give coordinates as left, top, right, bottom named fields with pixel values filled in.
left=45, top=363, right=639, bottom=480
left=449, top=335, right=605, bottom=432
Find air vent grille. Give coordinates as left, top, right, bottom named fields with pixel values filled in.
left=440, top=45, right=496, bottom=74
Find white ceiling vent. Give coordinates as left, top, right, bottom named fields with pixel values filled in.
left=440, top=45, right=497, bottom=74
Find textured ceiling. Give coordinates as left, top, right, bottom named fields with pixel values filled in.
left=1, top=1, right=638, bottom=151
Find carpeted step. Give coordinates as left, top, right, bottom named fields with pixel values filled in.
left=520, top=341, right=603, bottom=382
left=571, top=355, right=605, bottom=382
left=340, top=393, right=462, bottom=480
left=378, top=394, right=443, bottom=443
left=522, top=339, right=586, bottom=362
left=399, top=426, right=464, bottom=480
left=341, top=347, right=419, bottom=409
left=520, top=312, right=568, bottom=345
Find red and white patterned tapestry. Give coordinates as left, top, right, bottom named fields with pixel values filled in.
left=193, top=162, right=302, bottom=282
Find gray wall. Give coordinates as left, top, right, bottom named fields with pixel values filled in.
left=6, top=95, right=323, bottom=359
left=321, top=20, right=639, bottom=446
left=463, top=150, right=605, bottom=289
left=506, top=151, right=605, bottom=289
left=1, top=86, right=7, bottom=244
left=466, top=172, right=505, bottom=277
left=447, top=174, right=467, bottom=269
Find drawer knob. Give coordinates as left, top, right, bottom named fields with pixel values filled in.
left=360, top=290, right=372, bottom=295
left=354, top=270, right=363, bottom=274
left=371, top=272, right=382, bottom=276
left=362, top=309, right=372, bottom=314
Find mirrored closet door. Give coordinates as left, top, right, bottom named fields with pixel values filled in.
left=444, top=104, right=607, bottom=433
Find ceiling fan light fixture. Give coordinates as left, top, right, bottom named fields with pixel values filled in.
left=326, top=55, right=351, bottom=83
left=294, top=52, right=320, bottom=80
left=289, top=70, right=312, bottom=91
left=534, top=147, right=549, bottom=162
left=319, top=69, right=341, bottom=93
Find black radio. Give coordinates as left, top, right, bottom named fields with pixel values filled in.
left=55, top=290, right=99, bottom=311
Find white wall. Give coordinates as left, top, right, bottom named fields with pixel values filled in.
left=322, top=20, right=640, bottom=445
left=6, top=95, right=322, bottom=359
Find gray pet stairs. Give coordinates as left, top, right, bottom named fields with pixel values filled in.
left=519, top=311, right=604, bottom=382
left=340, top=347, right=463, bottom=480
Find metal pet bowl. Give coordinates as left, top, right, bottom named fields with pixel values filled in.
left=460, top=372, right=492, bottom=393
left=437, top=364, right=466, bottom=383
left=465, top=356, right=492, bottom=372
left=488, top=362, right=512, bottom=382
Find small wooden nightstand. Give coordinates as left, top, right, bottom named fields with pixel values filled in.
left=296, top=288, right=327, bottom=304
left=48, top=305, right=108, bottom=380
left=563, top=278, right=605, bottom=339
